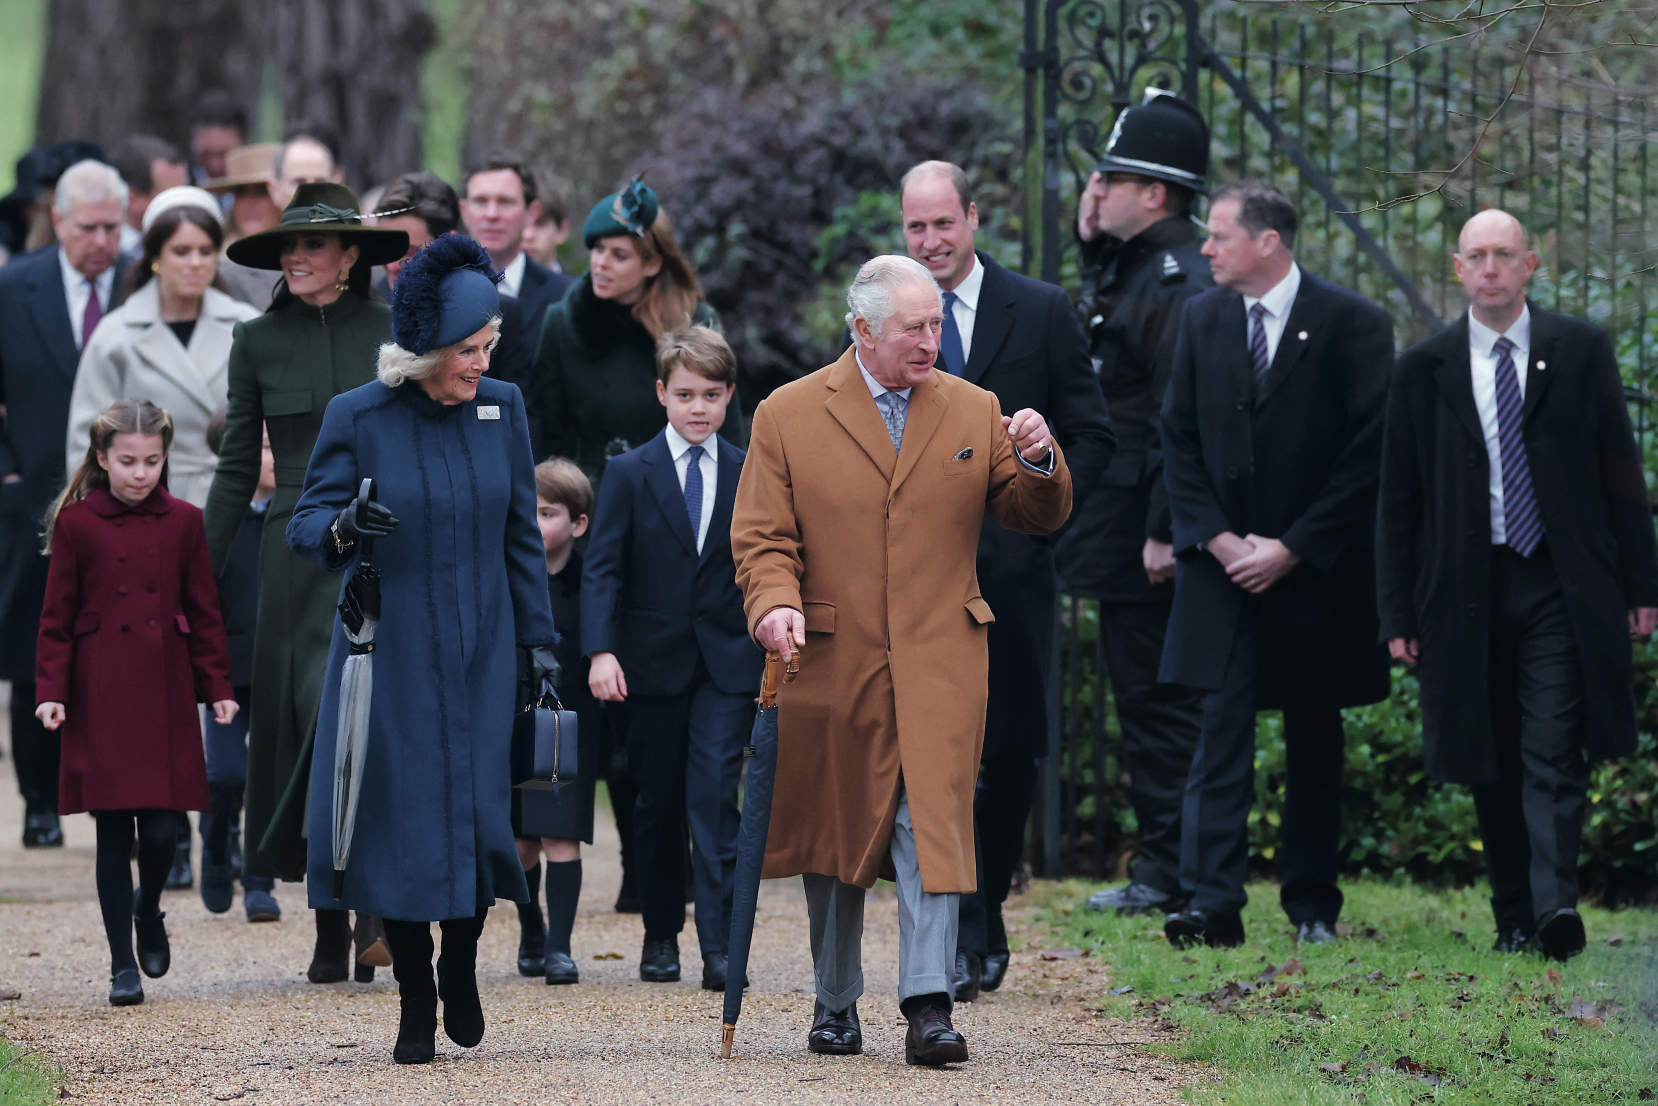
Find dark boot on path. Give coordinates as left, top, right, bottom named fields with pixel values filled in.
left=383, top=920, right=437, bottom=1065
left=307, top=909, right=351, bottom=983
left=437, top=913, right=487, bottom=1048
left=164, top=813, right=193, bottom=890
left=354, top=912, right=392, bottom=983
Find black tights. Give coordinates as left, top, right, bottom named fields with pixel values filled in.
left=93, top=810, right=176, bottom=973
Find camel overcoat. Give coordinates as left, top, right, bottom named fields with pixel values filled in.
left=731, top=350, right=1072, bottom=893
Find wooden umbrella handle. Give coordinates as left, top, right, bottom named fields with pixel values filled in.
left=759, top=646, right=802, bottom=710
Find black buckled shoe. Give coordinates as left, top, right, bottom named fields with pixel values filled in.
left=640, top=936, right=680, bottom=982
left=544, top=950, right=579, bottom=985
left=21, top=809, right=63, bottom=848
left=1087, top=881, right=1175, bottom=916
left=979, top=951, right=1010, bottom=992
left=1536, top=908, right=1586, bottom=962
left=1164, top=908, right=1245, bottom=949
left=952, top=950, right=982, bottom=1003
left=807, top=1000, right=862, bottom=1055
left=132, top=891, right=170, bottom=979
left=1492, top=926, right=1534, bottom=954
left=903, top=1000, right=969, bottom=1066
left=1296, top=920, right=1338, bottom=946
left=108, top=968, right=144, bottom=1006
left=516, top=901, right=546, bottom=977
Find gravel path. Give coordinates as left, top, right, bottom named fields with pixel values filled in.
left=0, top=687, right=1197, bottom=1104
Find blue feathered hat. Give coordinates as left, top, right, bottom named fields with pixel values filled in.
left=390, top=234, right=503, bottom=355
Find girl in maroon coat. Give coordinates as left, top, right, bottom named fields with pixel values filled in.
left=34, top=399, right=237, bottom=1008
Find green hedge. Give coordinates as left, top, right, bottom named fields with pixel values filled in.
left=1061, top=604, right=1658, bottom=903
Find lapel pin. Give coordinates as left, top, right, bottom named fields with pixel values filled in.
left=954, top=447, right=974, bottom=461
left=1297, top=330, right=1309, bottom=341
left=1536, top=360, right=1546, bottom=370
left=477, top=405, right=500, bottom=420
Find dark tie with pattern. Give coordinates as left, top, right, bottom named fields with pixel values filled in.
left=939, top=291, right=966, bottom=376
left=81, top=277, right=103, bottom=351
left=1492, top=336, right=1542, bottom=556
left=1248, top=302, right=1270, bottom=387
left=683, top=444, right=704, bottom=546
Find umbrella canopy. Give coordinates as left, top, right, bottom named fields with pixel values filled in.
left=720, top=647, right=799, bottom=1059
left=332, top=478, right=381, bottom=899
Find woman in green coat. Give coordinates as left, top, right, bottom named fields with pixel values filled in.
left=201, top=183, right=408, bottom=984
left=531, top=180, right=736, bottom=484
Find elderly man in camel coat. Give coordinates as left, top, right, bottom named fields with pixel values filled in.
left=731, top=254, right=1074, bottom=1066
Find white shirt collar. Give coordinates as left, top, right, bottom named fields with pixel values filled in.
left=59, top=247, right=114, bottom=302
left=1467, top=304, right=1531, bottom=357
left=664, top=423, right=713, bottom=459
left=855, top=350, right=911, bottom=401
left=944, top=252, right=984, bottom=311
left=499, top=251, right=528, bottom=297
left=1242, top=262, right=1301, bottom=318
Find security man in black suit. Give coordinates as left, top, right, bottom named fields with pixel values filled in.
left=898, top=160, right=1116, bottom=1000
left=1055, top=91, right=1212, bottom=919
left=1159, top=180, right=1393, bottom=949
left=1377, top=210, right=1658, bottom=961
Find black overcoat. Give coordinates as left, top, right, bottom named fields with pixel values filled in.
left=1376, top=306, right=1658, bottom=783
left=1159, top=267, right=1392, bottom=709
left=964, top=252, right=1116, bottom=759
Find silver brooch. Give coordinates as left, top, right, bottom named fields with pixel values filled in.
left=477, top=406, right=500, bottom=420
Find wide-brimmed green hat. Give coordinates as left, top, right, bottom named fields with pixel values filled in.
left=226, top=182, right=409, bottom=271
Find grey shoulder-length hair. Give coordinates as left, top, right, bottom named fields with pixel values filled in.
left=376, top=315, right=503, bottom=387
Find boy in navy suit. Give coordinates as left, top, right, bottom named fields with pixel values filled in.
left=582, top=326, right=762, bottom=990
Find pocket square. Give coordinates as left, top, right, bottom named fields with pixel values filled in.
left=953, top=447, right=974, bottom=461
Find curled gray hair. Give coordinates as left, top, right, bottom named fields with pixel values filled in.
left=844, top=255, right=940, bottom=339
left=55, top=160, right=129, bottom=216
left=377, top=316, right=503, bottom=387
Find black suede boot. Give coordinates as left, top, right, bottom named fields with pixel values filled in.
left=383, top=920, right=437, bottom=1064
left=437, top=911, right=487, bottom=1048
left=307, top=908, right=351, bottom=983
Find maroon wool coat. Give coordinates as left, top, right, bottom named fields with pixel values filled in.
left=35, top=488, right=231, bottom=814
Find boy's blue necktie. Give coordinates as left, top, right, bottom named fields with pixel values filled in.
left=683, top=444, right=704, bottom=545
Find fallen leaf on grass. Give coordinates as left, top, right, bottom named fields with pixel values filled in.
left=1042, top=948, right=1083, bottom=961
left=1259, top=957, right=1304, bottom=981
left=1545, top=967, right=1563, bottom=987
left=1635, top=1088, right=1652, bottom=1100
left=1405, top=971, right=1425, bottom=980
left=1607, top=935, right=1624, bottom=947
left=1318, top=1061, right=1346, bottom=1074
left=1576, top=1016, right=1606, bottom=1030
left=593, top=952, right=623, bottom=960
left=1335, top=923, right=1352, bottom=936
left=1540, top=1026, right=1568, bottom=1040
left=1109, top=985, right=1134, bottom=995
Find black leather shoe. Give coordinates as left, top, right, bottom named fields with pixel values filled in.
left=165, top=838, right=193, bottom=890
left=701, top=951, right=733, bottom=991
left=543, top=950, right=579, bottom=985
left=1087, top=882, right=1175, bottom=916
left=1492, top=927, right=1534, bottom=954
left=639, top=936, right=680, bottom=982
left=1165, top=908, right=1245, bottom=949
left=1536, top=908, right=1586, bottom=962
left=517, top=928, right=545, bottom=977
left=200, top=863, right=235, bottom=915
left=21, top=810, right=63, bottom=848
left=437, top=955, right=485, bottom=1048
left=1297, top=920, right=1337, bottom=946
left=904, top=1001, right=969, bottom=1066
left=980, top=951, right=1010, bottom=992
left=132, top=891, right=170, bottom=979
left=807, top=1000, right=862, bottom=1055
left=952, top=950, right=982, bottom=1003
left=108, top=968, right=143, bottom=1006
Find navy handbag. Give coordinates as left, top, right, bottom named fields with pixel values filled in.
left=511, top=678, right=578, bottom=790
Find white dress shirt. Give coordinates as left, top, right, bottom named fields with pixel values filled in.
left=1241, top=262, right=1302, bottom=367
left=665, top=423, right=718, bottom=553
left=945, top=253, right=986, bottom=365
left=60, top=249, right=115, bottom=350
left=1467, top=305, right=1532, bottom=546
left=499, top=251, right=528, bottom=298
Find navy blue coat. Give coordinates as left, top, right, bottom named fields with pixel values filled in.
left=287, top=376, right=556, bottom=921
left=581, top=429, right=761, bottom=697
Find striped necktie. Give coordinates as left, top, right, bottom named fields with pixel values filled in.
left=1492, top=336, right=1543, bottom=556
left=1248, top=302, right=1270, bottom=386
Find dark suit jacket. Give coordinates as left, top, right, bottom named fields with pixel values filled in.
left=1159, top=265, right=1392, bottom=710
left=516, top=255, right=574, bottom=339
left=491, top=294, right=541, bottom=452
left=0, top=246, right=128, bottom=677
left=958, top=251, right=1115, bottom=758
left=580, top=428, right=761, bottom=697
left=1377, top=304, right=1658, bottom=783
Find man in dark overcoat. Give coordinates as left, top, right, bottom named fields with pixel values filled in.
left=0, top=157, right=129, bottom=848
left=899, top=161, right=1115, bottom=1000
left=1159, top=180, right=1393, bottom=949
left=1054, top=91, right=1212, bottom=920
left=1376, top=209, right=1658, bottom=961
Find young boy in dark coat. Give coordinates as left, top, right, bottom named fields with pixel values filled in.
left=582, top=326, right=762, bottom=991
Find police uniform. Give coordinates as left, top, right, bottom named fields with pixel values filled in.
left=1053, top=91, right=1214, bottom=914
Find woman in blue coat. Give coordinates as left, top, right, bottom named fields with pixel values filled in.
left=287, top=236, right=557, bottom=1065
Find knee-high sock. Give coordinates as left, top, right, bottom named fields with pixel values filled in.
left=545, top=860, right=582, bottom=955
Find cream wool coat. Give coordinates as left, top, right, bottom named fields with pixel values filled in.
left=731, top=349, right=1073, bottom=893
left=67, top=282, right=259, bottom=508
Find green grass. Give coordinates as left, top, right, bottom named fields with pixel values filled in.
left=0, top=1034, right=56, bottom=1105
left=1037, top=879, right=1658, bottom=1104
left=0, top=0, right=45, bottom=190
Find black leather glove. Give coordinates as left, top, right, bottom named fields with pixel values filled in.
left=527, top=645, right=561, bottom=689
left=336, top=496, right=399, bottom=540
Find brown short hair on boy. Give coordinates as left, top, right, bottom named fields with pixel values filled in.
left=655, top=325, right=737, bottom=386
left=534, top=457, right=594, bottom=519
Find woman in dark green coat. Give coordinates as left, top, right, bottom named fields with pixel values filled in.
left=201, top=183, right=408, bottom=984
left=531, top=181, right=736, bottom=483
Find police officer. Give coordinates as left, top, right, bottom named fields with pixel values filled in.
left=1054, top=90, right=1213, bottom=916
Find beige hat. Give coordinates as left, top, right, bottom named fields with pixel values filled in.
left=203, top=143, right=281, bottom=193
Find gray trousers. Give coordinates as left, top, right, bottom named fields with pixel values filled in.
left=803, top=790, right=958, bottom=1011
